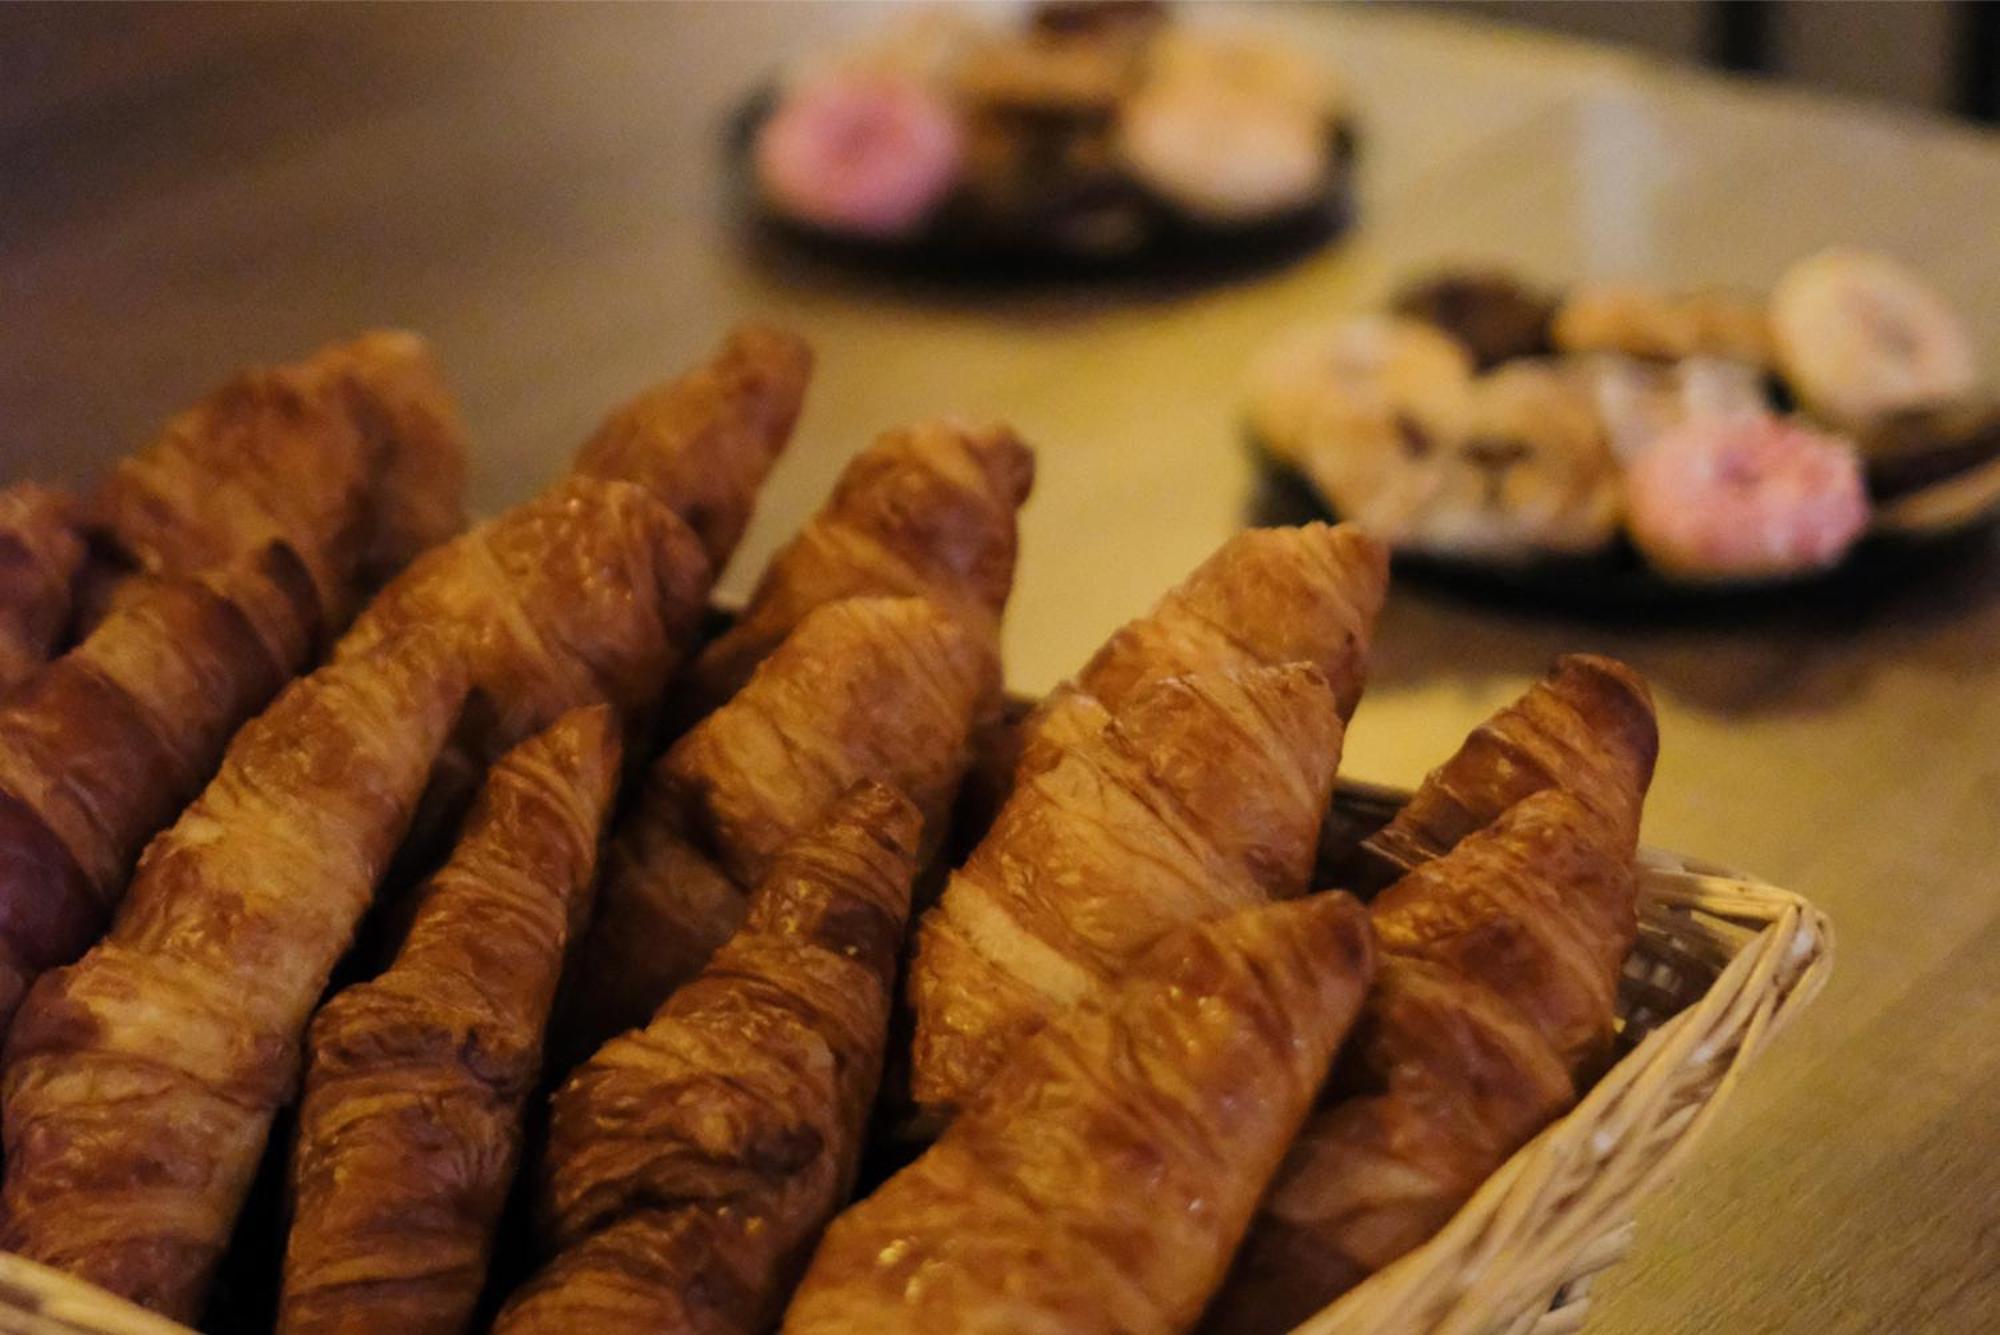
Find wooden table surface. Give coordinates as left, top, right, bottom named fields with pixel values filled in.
left=3, top=4, right=1996, bottom=1331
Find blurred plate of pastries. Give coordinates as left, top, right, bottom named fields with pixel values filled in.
left=1244, top=247, right=2000, bottom=608
left=729, top=1, right=1359, bottom=278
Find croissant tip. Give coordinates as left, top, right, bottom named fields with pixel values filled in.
left=1551, top=652, right=1655, bottom=706
left=723, top=322, right=815, bottom=376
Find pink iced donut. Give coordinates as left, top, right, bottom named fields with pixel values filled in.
left=1625, top=415, right=1869, bottom=578
left=754, top=73, right=962, bottom=239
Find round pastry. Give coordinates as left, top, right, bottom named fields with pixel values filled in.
left=1552, top=283, right=1774, bottom=367
left=1242, top=316, right=1473, bottom=463
left=1391, top=269, right=1558, bottom=370
left=1299, top=356, right=1620, bottom=561
left=1770, top=247, right=1979, bottom=428
left=1624, top=415, right=1870, bottom=578
left=1586, top=354, right=1771, bottom=463
left=784, top=8, right=982, bottom=89
left=753, top=72, right=964, bottom=239
left=1139, top=26, right=1346, bottom=121
left=1113, top=30, right=1337, bottom=224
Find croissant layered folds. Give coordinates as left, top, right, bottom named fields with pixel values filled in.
left=0, top=544, right=320, bottom=1031
left=1074, top=521, right=1389, bottom=721
left=0, top=483, right=86, bottom=690
left=683, top=419, right=1034, bottom=716
left=95, top=330, right=469, bottom=630
left=496, top=782, right=922, bottom=1335
left=908, top=662, right=1346, bottom=1122
left=0, top=634, right=468, bottom=1322
left=338, top=477, right=710, bottom=761
left=1210, top=682, right=1655, bottom=1333
left=311, top=330, right=473, bottom=585
left=564, top=595, right=995, bottom=1054
left=339, top=326, right=811, bottom=768
left=280, top=707, right=621, bottom=1335
left=969, top=521, right=1386, bottom=835
left=784, top=892, right=1377, bottom=1334
left=572, top=323, right=814, bottom=568
left=1354, top=653, right=1658, bottom=889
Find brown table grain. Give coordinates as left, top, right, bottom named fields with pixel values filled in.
left=2, top=4, right=1995, bottom=1332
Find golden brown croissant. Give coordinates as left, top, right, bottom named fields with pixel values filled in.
left=1075, top=521, right=1389, bottom=722
left=682, top=419, right=1034, bottom=718
left=279, top=706, right=622, bottom=1335
left=0, top=632, right=467, bottom=1321
left=310, top=330, right=471, bottom=585
left=572, top=324, right=813, bottom=569
left=1352, top=653, right=1657, bottom=891
left=908, top=662, right=1346, bottom=1123
left=561, top=596, right=995, bottom=1057
left=338, top=475, right=711, bottom=765
left=337, top=326, right=812, bottom=777
left=1209, top=788, right=1642, bottom=1334
left=0, top=543, right=320, bottom=1032
left=784, top=892, right=1377, bottom=1335
left=0, top=483, right=86, bottom=690
left=495, top=781, right=922, bottom=1335
left=961, top=522, right=1386, bottom=842
left=95, top=331, right=468, bottom=631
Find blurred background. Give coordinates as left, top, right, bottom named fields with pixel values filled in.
left=1452, top=0, right=1995, bottom=120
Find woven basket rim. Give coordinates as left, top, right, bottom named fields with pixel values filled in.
left=1287, top=832, right=1833, bottom=1334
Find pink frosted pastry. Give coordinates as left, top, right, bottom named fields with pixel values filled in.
left=755, top=73, right=963, bottom=239
left=1625, top=415, right=1869, bottom=578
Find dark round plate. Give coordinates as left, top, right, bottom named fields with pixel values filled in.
left=1247, top=435, right=1999, bottom=618
left=725, top=85, right=1357, bottom=284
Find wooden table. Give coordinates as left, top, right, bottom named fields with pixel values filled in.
left=3, top=4, right=1995, bottom=1331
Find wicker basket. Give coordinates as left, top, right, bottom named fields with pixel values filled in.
left=0, top=780, right=1832, bottom=1335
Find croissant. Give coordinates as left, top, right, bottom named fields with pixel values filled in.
left=0, top=543, right=320, bottom=1032
left=907, top=663, right=1345, bottom=1123
left=495, top=781, right=922, bottom=1335
left=962, top=522, right=1386, bottom=839
left=682, top=419, right=1034, bottom=718
left=561, top=595, right=995, bottom=1057
left=95, top=331, right=468, bottom=631
left=338, top=327, right=812, bottom=775
left=1209, top=788, right=1644, bottom=1334
left=311, top=330, right=472, bottom=585
left=1075, top=521, right=1388, bottom=722
left=1351, top=653, right=1658, bottom=890
left=0, top=632, right=467, bottom=1321
left=339, top=476, right=710, bottom=764
left=572, top=324, right=813, bottom=568
left=784, top=891, right=1377, bottom=1335
left=0, top=483, right=86, bottom=690
left=279, top=706, right=621, bottom=1335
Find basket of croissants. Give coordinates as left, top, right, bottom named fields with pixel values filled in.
left=0, top=325, right=1828, bottom=1334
